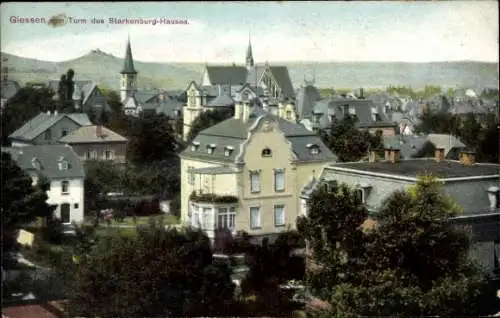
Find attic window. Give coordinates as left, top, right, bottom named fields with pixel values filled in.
left=32, top=157, right=41, bottom=170
left=313, top=111, right=323, bottom=124
left=285, top=110, right=293, bottom=120
left=224, top=146, right=234, bottom=157
left=487, top=186, right=500, bottom=209
left=262, top=147, right=272, bottom=157
left=307, top=143, right=321, bottom=155
left=322, top=180, right=338, bottom=192
left=58, top=157, right=69, bottom=170
left=207, top=144, right=216, bottom=154
left=191, top=141, right=200, bottom=152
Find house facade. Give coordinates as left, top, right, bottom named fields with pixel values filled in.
left=2, top=145, right=86, bottom=224
left=301, top=149, right=500, bottom=279
left=8, top=112, right=92, bottom=147
left=59, top=125, right=128, bottom=164
left=180, top=98, right=337, bottom=241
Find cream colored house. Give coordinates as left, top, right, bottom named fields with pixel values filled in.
left=180, top=99, right=337, bottom=241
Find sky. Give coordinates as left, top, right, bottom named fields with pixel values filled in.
left=1, top=1, right=498, bottom=63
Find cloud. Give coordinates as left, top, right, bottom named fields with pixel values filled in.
left=2, top=2, right=498, bottom=63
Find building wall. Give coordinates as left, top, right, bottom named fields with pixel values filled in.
left=180, top=157, right=236, bottom=224
left=69, top=142, right=127, bottom=164
left=47, top=178, right=84, bottom=224
left=83, top=87, right=108, bottom=113
left=182, top=85, right=205, bottom=141
left=32, top=116, right=82, bottom=145
left=11, top=141, right=33, bottom=147
left=240, top=123, right=299, bottom=236
left=368, top=127, right=396, bottom=136
left=442, top=178, right=499, bottom=216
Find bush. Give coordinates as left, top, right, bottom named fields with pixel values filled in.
left=169, top=194, right=181, bottom=217
left=41, top=219, right=64, bottom=244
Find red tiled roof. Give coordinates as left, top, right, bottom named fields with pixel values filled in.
left=2, top=302, right=63, bottom=318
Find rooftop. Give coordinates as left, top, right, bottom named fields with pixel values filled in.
left=330, top=159, right=500, bottom=179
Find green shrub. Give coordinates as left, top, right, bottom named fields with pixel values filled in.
left=41, top=219, right=64, bottom=244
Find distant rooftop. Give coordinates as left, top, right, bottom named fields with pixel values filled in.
left=329, top=159, right=500, bottom=179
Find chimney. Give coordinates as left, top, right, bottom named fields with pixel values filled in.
left=359, top=88, right=364, bottom=99
left=369, top=150, right=378, bottom=163
left=435, top=148, right=445, bottom=162
left=234, top=101, right=243, bottom=120
left=460, top=150, right=476, bottom=165
left=241, top=101, right=251, bottom=122
left=96, top=125, right=103, bottom=138
left=384, top=147, right=400, bottom=163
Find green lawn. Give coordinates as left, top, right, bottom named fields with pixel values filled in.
left=111, top=214, right=180, bottom=226
left=94, top=226, right=137, bottom=238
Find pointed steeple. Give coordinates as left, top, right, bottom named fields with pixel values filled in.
left=121, top=34, right=137, bottom=74
left=246, top=35, right=254, bottom=69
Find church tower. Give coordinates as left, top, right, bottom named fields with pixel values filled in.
left=120, top=35, right=138, bottom=103
left=245, top=37, right=254, bottom=70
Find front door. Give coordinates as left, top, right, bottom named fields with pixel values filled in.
left=61, top=203, right=71, bottom=223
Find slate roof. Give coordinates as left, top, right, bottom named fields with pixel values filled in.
left=382, top=135, right=432, bottom=159
left=268, top=66, right=295, bottom=99
left=121, top=38, right=137, bottom=74
left=313, top=98, right=396, bottom=130
left=181, top=107, right=337, bottom=163
left=2, top=145, right=85, bottom=179
left=59, top=125, right=128, bottom=144
left=330, top=159, right=500, bottom=179
left=1, top=80, right=21, bottom=100
left=426, top=134, right=466, bottom=157
left=205, top=66, right=248, bottom=86
left=142, top=99, right=183, bottom=118
left=135, top=91, right=158, bottom=104
left=123, top=95, right=139, bottom=109
left=449, top=101, right=489, bottom=115
left=9, top=112, right=92, bottom=142
left=296, top=84, right=321, bottom=118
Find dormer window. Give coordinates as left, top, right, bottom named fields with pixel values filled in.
left=307, top=143, right=321, bottom=155
left=207, top=144, right=216, bottom=154
left=31, top=157, right=41, bottom=170
left=487, top=186, right=500, bottom=209
left=224, top=146, right=234, bottom=157
left=313, top=111, right=323, bottom=124
left=61, top=128, right=68, bottom=137
left=191, top=141, right=200, bottom=152
left=355, top=183, right=372, bottom=204
left=262, top=147, right=272, bottom=157
left=58, top=157, right=69, bottom=171
left=285, top=110, right=292, bottom=120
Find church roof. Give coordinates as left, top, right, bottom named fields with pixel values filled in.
left=204, top=66, right=248, bottom=85
left=121, top=37, right=137, bottom=74
left=268, top=66, right=295, bottom=99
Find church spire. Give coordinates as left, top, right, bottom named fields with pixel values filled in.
left=121, top=34, right=137, bottom=74
left=246, top=35, right=254, bottom=69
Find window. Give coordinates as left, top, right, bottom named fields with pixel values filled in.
left=188, top=166, right=195, bottom=185
left=274, top=168, right=285, bottom=192
left=250, top=207, right=261, bottom=229
left=274, top=205, right=285, bottom=227
left=311, top=146, right=320, bottom=155
left=60, top=203, right=70, bottom=223
left=74, top=203, right=79, bottom=209
left=89, top=150, right=98, bottom=160
left=58, top=158, right=68, bottom=170
left=286, top=110, right=292, bottom=120
left=262, top=147, right=272, bottom=157
left=44, top=130, right=51, bottom=140
left=191, top=142, right=200, bottom=152
left=105, top=150, right=115, bottom=160
left=354, top=188, right=365, bottom=203
left=32, top=158, right=41, bottom=170
left=61, top=129, right=68, bottom=137
left=217, top=206, right=236, bottom=229
left=61, top=181, right=69, bottom=194
left=250, top=171, right=261, bottom=193
left=207, top=144, right=216, bottom=154
left=224, top=146, right=234, bottom=157
left=202, top=207, right=212, bottom=229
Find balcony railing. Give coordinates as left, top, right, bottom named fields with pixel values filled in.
left=189, top=191, right=238, bottom=204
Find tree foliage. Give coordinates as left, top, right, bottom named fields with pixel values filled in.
left=415, top=111, right=499, bottom=163
left=187, top=108, right=234, bottom=142
left=298, top=176, right=491, bottom=316
left=65, top=224, right=235, bottom=317
left=1, top=152, right=55, bottom=251
left=127, top=112, right=178, bottom=164
left=319, top=115, right=382, bottom=162
left=1, top=86, right=57, bottom=146
left=57, top=69, right=78, bottom=113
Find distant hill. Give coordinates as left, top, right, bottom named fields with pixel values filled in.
left=2, top=51, right=499, bottom=91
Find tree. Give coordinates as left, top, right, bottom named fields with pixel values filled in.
left=99, top=86, right=123, bottom=113
left=65, top=224, right=235, bottom=317
left=319, top=115, right=382, bottom=162
left=1, top=152, right=55, bottom=251
left=1, top=86, right=57, bottom=146
left=187, top=108, right=234, bottom=142
left=459, top=113, right=482, bottom=149
left=56, top=69, right=77, bottom=113
left=127, top=113, right=178, bottom=164
left=298, top=177, right=491, bottom=316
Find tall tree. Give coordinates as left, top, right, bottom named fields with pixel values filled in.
left=298, top=177, right=491, bottom=316
left=65, top=224, right=235, bottom=317
left=319, top=115, right=382, bottom=162
left=187, top=108, right=234, bottom=142
left=1, top=86, right=57, bottom=146
left=1, top=152, right=55, bottom=251
left=127, top=113, right=178, bottom=164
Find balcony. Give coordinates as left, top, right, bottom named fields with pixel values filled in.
left=189, top=191, right=238, bottom=204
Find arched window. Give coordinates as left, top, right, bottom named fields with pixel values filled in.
left=262, top=148, right=272, bottom=157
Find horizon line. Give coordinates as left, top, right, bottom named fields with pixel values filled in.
left=2, top=50, right=499, bottom=65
